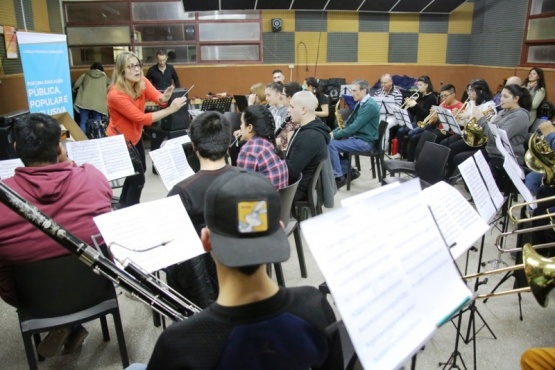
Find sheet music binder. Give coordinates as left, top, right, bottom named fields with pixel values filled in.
left=200, top=97, right=233, bottom=113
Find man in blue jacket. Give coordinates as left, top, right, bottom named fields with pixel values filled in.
left=328, top=79, right=380, bottom=187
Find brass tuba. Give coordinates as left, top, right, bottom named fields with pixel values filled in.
left=335, top=99, right=345, bottom=129
left=525, top=131, right=555, bottom=187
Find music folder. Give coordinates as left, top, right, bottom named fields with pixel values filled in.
left=302, top=179, right=475, bottom=370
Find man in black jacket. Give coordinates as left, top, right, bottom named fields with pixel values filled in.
left=285, top=91, right=331, bottom=201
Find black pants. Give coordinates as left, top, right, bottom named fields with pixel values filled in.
left=119, top=139, right=146, bottom=207
left=445, top=135, right=485, bottom=178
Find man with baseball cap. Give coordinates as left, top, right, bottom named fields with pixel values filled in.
left=144, top=171, right=343, bottom=369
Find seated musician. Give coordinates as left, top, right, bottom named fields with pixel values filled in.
left=166, top=112, right=238, bottom=308
left=265, top=82, right=288, bottom=130
left=275, top=81, right=303, bottom=151
left=0, top=113, right=112, bottom=357
left=139, top=171, right=343, bottom=369
left=372, top=73, right=402, bottom=150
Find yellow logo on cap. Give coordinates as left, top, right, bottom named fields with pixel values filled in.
left=238, top=200, right=268, bottom=233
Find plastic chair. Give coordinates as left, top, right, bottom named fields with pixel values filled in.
left=294, top=160, right=326, bottom=222
left=345, top=120, right=389, bottom=190
left=275, top=173, right=306, bottom=284
left=382, top=141, right=450, bottom=189
left=12, top=254, right=129, bottom=370
left=382, top=130, right=437, bottom=178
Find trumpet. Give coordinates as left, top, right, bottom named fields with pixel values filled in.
left=400, top=91, right=419, bottom=109
left=417, top=110, right=438, bottom=129
left=463, top=243, right=555, bottom=307
left=453, top=98, right=471, bottom=124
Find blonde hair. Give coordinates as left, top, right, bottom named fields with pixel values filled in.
left=110, top=51, right=145, bottom=99
left=250, top=82, right=267, bottom=105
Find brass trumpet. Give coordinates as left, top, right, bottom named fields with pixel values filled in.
left=453, top=98, right=470, bottom=124
left=400, top=91, right=419, bottom=109
left=464, top=244, right=555, bottom=307
left=417, top=110, right=438, bottom=129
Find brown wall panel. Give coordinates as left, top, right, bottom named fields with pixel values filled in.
left=1, top=65, right=554, bottom=115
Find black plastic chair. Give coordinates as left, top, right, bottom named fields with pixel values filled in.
left=276, top=173, right=306, bottom=283
left=345, top=120, right=389, bottom=190
left=294, top=160, right=326, bottom=222
left=12, top=254, right=129, bottom=370
left=382, top=141, right=450, bottom=189
left=382, top=130, right=437, bottom=178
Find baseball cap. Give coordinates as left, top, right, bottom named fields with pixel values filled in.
left=204, top=171, right=290, bottom=267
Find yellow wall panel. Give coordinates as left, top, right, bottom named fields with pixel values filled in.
left=0, top=0, right=17, bottom=26
left=358, top=33, right=388, bottom=63
left=389, top=14, right=419, bottom=33
left=448, top=2, right=474, bottom=34
left=262, top=11, right=295, bottom=33
left=327, top=11, right=358, bottom=32
left=417, top=34, right=447, bottom=64
left=32, top=0, right=50, bottom=32
left=295, top=32, right=327, bottom=64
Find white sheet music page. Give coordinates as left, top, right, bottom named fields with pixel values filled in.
left=495, top=128, right=525, bottom=179
left=458, top=156, right=497, bottom=222
left=302, top=179, right=473, bottom=370
left=0, top=158, right=24, bottom=179
left=503, top=159, right=535, bottom=204
left=149, top=145, right=194, bottom=191
left=67, top=135, right=135, bottom=181
left=93, top=196, right=203, bottom=273
left=473, top=151, right=504, bottom=210
left=421, top=181, right=489, bottom=259
left=160, top=134, right=191, bottom=148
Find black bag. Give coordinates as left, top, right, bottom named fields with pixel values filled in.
left=85, top=119, right=107, bottom=139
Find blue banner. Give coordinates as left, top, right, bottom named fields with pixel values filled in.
left=18, top=32, right=74, bottom=117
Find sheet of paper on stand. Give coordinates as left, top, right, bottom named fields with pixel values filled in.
left=93, top=195, right=203, bottom=273
left=392, top=106, right=413, bottom=129
left=435, top=106, right=462, bottom=135
left=301, top=179, right=474, bottom=370
left=341, top=181, right=401, bottom=207
left=458, top=154, right=499, bottom=223
left=0, top=158, right=24, bottom=179
left=421, top=181, right=490, bottom=259
left=495, top=128, right=525, bottom=179
left=149, top=145, right=195, bottom=191
left=160, top=134, right=191, bottom=149
left=66, top=135, right=135, bottom=181
left=472, top=151, right=505, bottom=210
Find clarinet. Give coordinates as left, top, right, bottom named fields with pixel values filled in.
left=0, top=181, right=200, bottom=321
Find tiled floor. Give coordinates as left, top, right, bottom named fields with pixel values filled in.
left=0, top=150, right=553, bottom=370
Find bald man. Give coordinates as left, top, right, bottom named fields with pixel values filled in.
left=286, top=91, right=331, bottom=201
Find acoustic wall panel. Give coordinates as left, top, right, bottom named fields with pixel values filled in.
left=263, top=32, right=295, bottom=64
left=358, top=33, right=389, bottom=63
left=327, top=33, right=358, bottom=62
left=390, top=14, right=419, bottom=33
left=388, top=33, right=418, bottom=63
left=359, top=13, right=390, bottom=32
left=417, top=33, right=447, bottom=64
left=295, top=11, right=327, bottom=32
left=448, top=2, right=473, bottom=34
left=419, top=14, right=449, bottom=34
left=446, top=34, right=471, bottom=64
left=327, top=11, right=359, bottom=32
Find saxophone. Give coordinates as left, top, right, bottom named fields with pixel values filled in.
left=335, top=99, right=345, bottom=129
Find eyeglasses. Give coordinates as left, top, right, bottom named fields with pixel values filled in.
left=440, top=92, right=454, bottom=98
left=126, top=63, right=142, bottom=70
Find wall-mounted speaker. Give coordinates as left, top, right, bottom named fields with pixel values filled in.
left=271, top=18, right=282, bottom=32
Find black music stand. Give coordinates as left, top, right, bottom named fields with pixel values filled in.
left=201, top=97, right=233, bottom=113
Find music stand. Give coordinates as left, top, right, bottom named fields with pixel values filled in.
left=201, top=97, right=233, bottom=113
left=435, top=107, right=462, bottom=135
left=372, top=96, right=396, bottom=122
left=233, top=95, right=249, bottom=112
left=392, top=106, right=413, bottom=129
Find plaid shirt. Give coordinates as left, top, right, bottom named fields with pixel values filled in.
left=237, top=136, right=289, bottom=190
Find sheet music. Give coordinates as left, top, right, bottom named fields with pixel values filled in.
left=160, top=134, right=191, bottom=148
left=94, top=196, right=204, bottom=273
left=67, top=135, right=135, bottom=181
left=421, top=181, right=490, bottom=259
left=0, top=158, right=24, bottom=179
left=302, top=179, right=473, bottom=370
left=473, top=151, right=504, bottom=210
left=149, top=145, right=195, bottom=191
left=341, top=181, right=401, bottom=207
left=435, top=107, right=462, bottom=135
left=458, top=155, right=497, bottom=222
left=392, top=106, right=413, bottom=129
left=503, top=159, right=534, bottom=204
left=495, top=128, right=525, bottom=179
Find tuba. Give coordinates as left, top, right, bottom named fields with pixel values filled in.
left=525, top=131, right=555, bottom=187
left=335, top=99, right=345, bottom=129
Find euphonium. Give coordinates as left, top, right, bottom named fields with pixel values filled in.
left=335, top=99, right=345, bottom=129
left=525, top=131, right=555, bottom=186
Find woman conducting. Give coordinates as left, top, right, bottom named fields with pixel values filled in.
left=107, top=51, right=187, bottom=208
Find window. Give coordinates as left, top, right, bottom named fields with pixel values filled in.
left=522, top=0, right=555, bottom=66
left=63, top=1, right=262, bottom=67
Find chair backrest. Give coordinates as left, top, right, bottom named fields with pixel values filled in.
left=377, top=120, right=390, bottom=170
left=13, top=254, right=116, bottom=318
left=278, top=173, right=303, bottom=226
left=308, top=160, right=326, bottom=210
left=415, top=142, right=451, bottom=186
left=223, top=111, right=242, bottom=137
left=414, top=131, right=437, bottom=161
